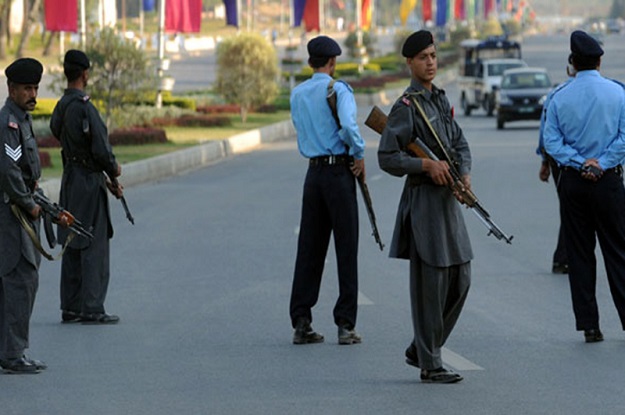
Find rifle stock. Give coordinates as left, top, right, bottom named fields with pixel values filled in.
left=365, top=105, right=513, bottom=244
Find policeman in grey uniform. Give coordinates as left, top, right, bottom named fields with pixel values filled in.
left=378, top=31, right=472, bottom=383
left=50, top=50, right=122, bottom=324
left=0, top=58, right=47, bottom=373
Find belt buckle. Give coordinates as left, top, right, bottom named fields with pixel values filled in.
left=329, top=155, right=335, bottom=165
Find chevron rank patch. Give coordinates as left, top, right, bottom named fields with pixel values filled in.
left=4, top=143, right=22, bottom=162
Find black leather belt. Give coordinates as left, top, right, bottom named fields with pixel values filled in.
left=563, top=165, right=623, bottom=177
left=309, top=155, right=352, bottom=166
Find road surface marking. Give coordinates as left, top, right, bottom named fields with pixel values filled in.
left=358, top=291, right=374, bottom=305
left=442, top=347, right=484, bottom=371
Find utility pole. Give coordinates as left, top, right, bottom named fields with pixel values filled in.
left=156, top=0, right=166, bottom=108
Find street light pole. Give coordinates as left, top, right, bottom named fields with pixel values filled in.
left=80, top=0, right=86, bottom=49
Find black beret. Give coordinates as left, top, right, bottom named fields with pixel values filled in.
left=64, top=49, right=90, bottom=69
left=402, top=30, right=435, bottom=58
left=307, top=36, right=342, bottom=58
left=5, top=58, right=43, bottom=84
left=570, top=30, right=603, bottom=58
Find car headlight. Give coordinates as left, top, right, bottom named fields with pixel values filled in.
left=498, top=93, right=512, bottom=105
left=538, top=95, right=547, bottom=105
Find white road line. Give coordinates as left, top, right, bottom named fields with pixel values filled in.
left=442, top=347, right=484, bottom=371
left=358, top=291, right=374, bottom=305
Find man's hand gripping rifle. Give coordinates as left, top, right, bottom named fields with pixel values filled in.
left=33, top=192, right=94, bottom=240
left=365, top=105, right=513, bottom=244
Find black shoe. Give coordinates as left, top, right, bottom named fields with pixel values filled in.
left=405, top=343, right=420, bottom=368
left=80, top=313, right=120, bottom=325
left=23, top=356, right=47, bottom=370
left=552, top=263, right=569, bottom=274
left=584, top=329, right=604, bottom=343
left=293, top=319, right=324, bottom=345
left=420, top=367, right=463, bottom=384
left=338, top=326, right=362, bottom=345
left=0, top=356, right=41, bottom=374
left=61, top=310, right=81, bottom=323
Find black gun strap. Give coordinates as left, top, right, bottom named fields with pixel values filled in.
left=10, top=204, right=75, bottom=261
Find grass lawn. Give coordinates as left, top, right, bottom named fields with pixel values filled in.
left=164, top=111, right=292, bottom=143
left=41, top=111, right=293, bottom=179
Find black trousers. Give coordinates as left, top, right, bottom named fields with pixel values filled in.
left=290, top=164, right=359, bottom=329
left=549, top=162, right=567, bottom=266
left=60, top=200, right=110, bottom=315
left=558, top=169, right=625, bottom=331
left=0, top=256, right=38, bottom=360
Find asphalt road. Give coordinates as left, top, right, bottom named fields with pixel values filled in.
left=2, top=32, right=625, bottom=414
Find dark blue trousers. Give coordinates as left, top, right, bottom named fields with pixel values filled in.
left=290, top=163, right=359, bottom=329
left=558, top=169, right=625, bottom=331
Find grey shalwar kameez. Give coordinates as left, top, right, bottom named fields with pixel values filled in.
left=378, top=80, right=473, bottom=370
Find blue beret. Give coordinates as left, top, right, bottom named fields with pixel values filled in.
left=5, top=58, right=43, bottom=84
left=307, top=36, right=342, bottom=58
left=402, top=30, right=435, bottom=58
left=64, top=49, right=90, bottom=69
left=570, top=30, right=603, bottom=58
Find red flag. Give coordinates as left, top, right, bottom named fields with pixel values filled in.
left=362, top=0, right=372, bottom=30
left=423, top=0, right=432, bottom=22
left=44, top=0, right=77, bottom=32
left=165, top=0, right=202, bottom=33
left=455, top=0, right=464, bottom=20
left=303, top=0, right=319, bottom=32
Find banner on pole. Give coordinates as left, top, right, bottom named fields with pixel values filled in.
left=166, top=0, right=202, bottom=33
left=399, top=0, right=416, bottom=26
left=44, top=0, right=78, bottom=32
left=223, top=0, right=237, bottom=27
left=302, top=0, right=319, bottom=32
left=362, top=0, right=372, bottom=30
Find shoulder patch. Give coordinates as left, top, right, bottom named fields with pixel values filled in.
left=8, top=121, right=18, bottom=130
left=82, top=95, right=90, bottom=102
left=401, top=97, right=411, bottom=106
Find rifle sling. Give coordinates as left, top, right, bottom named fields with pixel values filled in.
left=11, top=204, right=75, bottom=261
left=407, top=94, right=462, bottom=179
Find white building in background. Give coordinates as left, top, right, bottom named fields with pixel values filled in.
left=9, top=0, right=24, bottom=33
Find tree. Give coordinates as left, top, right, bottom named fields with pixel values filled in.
left=85, top=28, right=156, bottom=128
left=214, top=32, right=279, bottom=123
left=16, top=0, right=42, bottom=58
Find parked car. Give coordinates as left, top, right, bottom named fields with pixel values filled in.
left=495, top=67, right=553, bottom=130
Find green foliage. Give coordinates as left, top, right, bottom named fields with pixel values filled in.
left=214, top=32, right=279, bottom=122
left=369, top=54, right=404, bottom=72
left=393, top=29, right=414, bottom=56
left=479, top=18, right=505, bottom=38
left=343, top=31, right=377, bottom=58
left=85, top=28, right=157, bottom=129
left=31, top=98, right=58, bottom=119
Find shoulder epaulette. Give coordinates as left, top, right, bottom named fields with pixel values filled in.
left=608, top=78, right=625, bottom=90
left=8, top=114, right=18, bottom=130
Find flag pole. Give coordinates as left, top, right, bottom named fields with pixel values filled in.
left=80, top=0, right=86, bottom=48
left=156, top=0, right=166, bottom=108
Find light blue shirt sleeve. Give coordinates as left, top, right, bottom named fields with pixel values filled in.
left=334, top=81, right=365, bottom=160
left=543, top=71, right=625, bottom=169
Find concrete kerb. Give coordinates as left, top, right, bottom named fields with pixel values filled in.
left=38, top=67, right=456, bottom=201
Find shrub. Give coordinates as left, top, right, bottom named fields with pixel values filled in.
left=196, top=104, right=241, bottom=114
left=39, top=151, right=52, bottom=168
left=32, top=98, right=58, bottom=119
left=175, top=115, right=232, bottom=127
left=109, top=127, right=168, bottom=145
left=37, top=135, right=60, bottom=148
left=344, top=30, right=377, bottom=58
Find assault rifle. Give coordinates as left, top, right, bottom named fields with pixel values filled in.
left=365, top=105, right=513, bottom=244
left=356, top=175, right=385, bottom=251
left=33, top=192, right=94, bottom=240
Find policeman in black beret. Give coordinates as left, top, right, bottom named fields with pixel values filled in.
left=289, top=35, right=366, bottom=346
left=50, top=50, right=123, bottom=325
left=543, top=30, right=625, bottom=344
left=378, top=31, right=473, bottom=383
left=0, top=57, right=47, bottom=373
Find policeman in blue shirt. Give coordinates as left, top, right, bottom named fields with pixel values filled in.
left=543, top=30, right=625, bottom=343
left=289, top=35, right=365, bottom=346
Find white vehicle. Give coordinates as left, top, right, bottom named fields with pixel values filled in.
left=458, top=37, right=526, bottom=116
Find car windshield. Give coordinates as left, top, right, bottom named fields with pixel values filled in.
left=501, top=72, right=551, bottom=89
left=487, top=62, right=525, bottom=76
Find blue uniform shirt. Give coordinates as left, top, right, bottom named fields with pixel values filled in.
left=543, top=70, right=625, bottom=169
left=290, top=73, right=365, bottom=160
left=536, top=78, right=572, bottom=160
